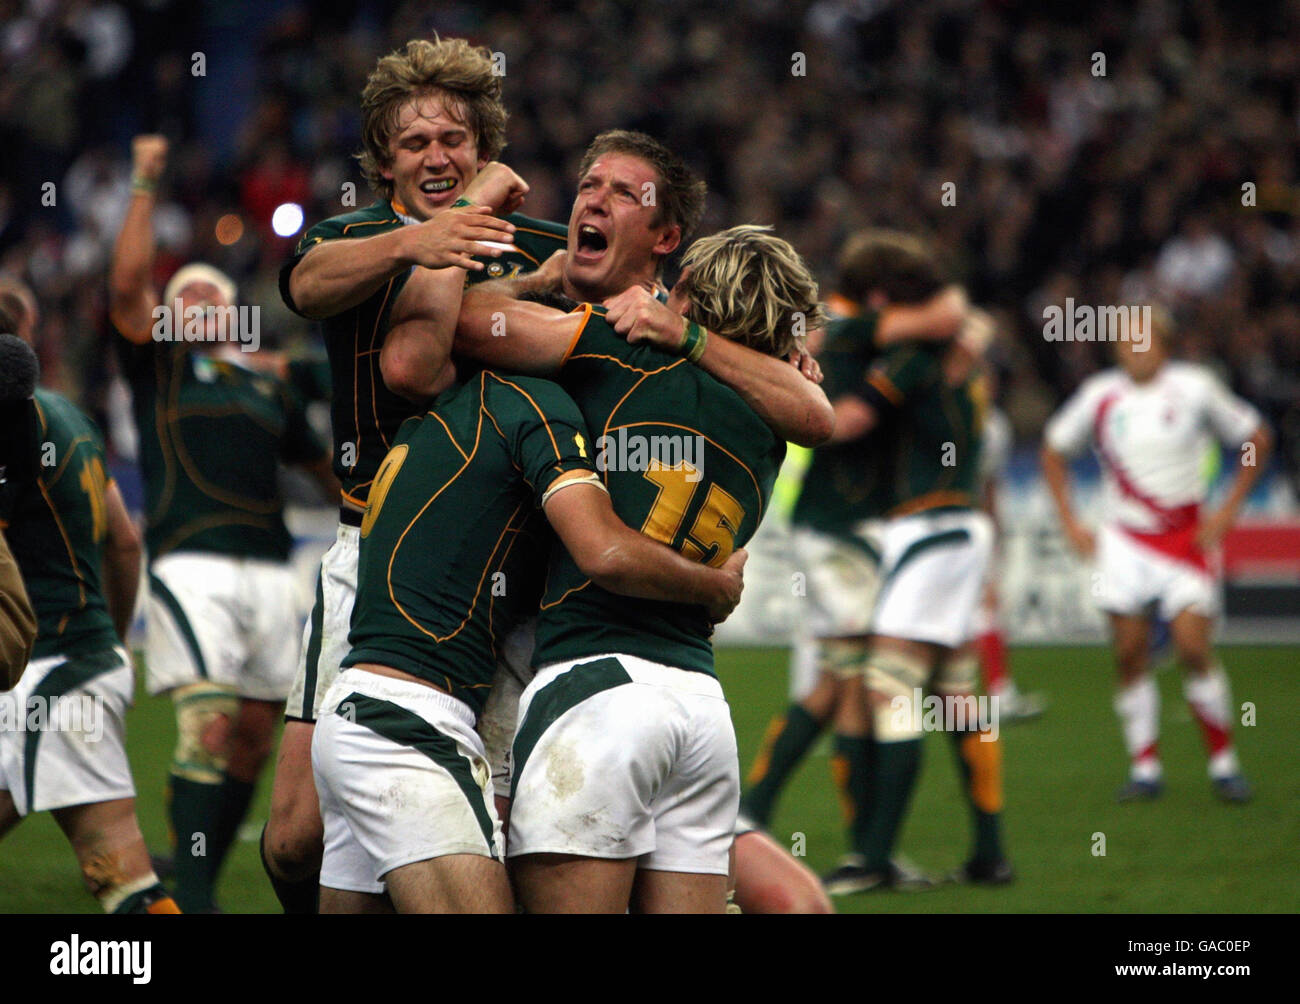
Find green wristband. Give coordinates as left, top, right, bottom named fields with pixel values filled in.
left=451, top=197, right=473, bottom=209
left=131, top=175, right=158, bottom=194
left=682, top=320, right=708, bottom=362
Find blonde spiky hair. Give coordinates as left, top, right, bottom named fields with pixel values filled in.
left=679, top=225, right=826, bottom=359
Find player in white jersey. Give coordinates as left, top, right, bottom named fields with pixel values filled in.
left=1041, top=312, right=1272, bottom=802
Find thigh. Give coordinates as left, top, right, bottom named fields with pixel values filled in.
left=631, top=868, right=728, bottom=914
left=1167, top=607, right=1215, bottom=661
left=319, top=886, right=393, bottom=914
left=385, top=853, right=513, bottom=914
left=511, top=853, right=637, bottom=914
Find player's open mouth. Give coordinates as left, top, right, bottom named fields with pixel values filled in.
left=575, top=223, right=608, bottom=262
left=420, top=178, right=456, bottom=195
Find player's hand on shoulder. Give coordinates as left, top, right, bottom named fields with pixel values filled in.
left=131, top=134, right=169, bottom=182
left=407, top=206, right=516, bottom=271
left=462, top=161, right=529, bottom=216
left=708, top=548, right=748, bottom=624
left=604, top=286, right=685, bottom=350
left=533, top=249, right=567, bottom=291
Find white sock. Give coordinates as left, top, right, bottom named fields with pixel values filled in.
left=1114, top=675, right=1161, bottom=780
left=1184, top=667, right=1239, bottom=778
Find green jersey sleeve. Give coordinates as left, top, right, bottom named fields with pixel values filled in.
left=482, top=372, right=596, bottom=507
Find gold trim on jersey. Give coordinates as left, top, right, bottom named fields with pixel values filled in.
left=889, top=490, right=974, bottom=517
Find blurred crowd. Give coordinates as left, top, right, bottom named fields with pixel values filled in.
left=2, top=0, right=1297, bottom=487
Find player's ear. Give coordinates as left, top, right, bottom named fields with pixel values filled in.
left=653, top=224, right=682, bottom=258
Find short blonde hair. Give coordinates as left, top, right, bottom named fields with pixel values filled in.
left=679, top=225, right=826, bottom=359
left=358, top=37, right=507, bottom=200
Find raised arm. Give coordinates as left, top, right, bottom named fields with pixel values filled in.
left=602, top=287, right=834, bottom=447
left=109, top=135, right=167, bottom=343
left=543, top=481, right=746, bottom=623
left=101, top=480, right=141, bottom=643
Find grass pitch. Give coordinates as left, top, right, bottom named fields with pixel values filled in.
left=1, top=645, right=1295, bottom=913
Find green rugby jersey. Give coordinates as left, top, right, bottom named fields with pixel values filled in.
left=791, top=313, right=895, bottom=533
left=342, top=370, right=595, bottom=715
left=116, top=340, right=326, bottom=562
left=862, top=343, right=985, bottom=515
left=534, top=307, right=786, bottom=676
left=279, top=200, right=567, bottom=509
left=4, top=390, right=120, bottom=660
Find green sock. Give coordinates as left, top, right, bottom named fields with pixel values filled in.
left=169, top=774, right=223, bottom=913
left=859, top=738, right=923, bottom=872
left=832, top=734, right=875, bottom=855
left=740, top=704, right=822, bottom=825
left=210, top=775, right=256, bottom=878
left=948, top=730, right=1004, bottom=864
left=112, top=883, right=176, bottom=914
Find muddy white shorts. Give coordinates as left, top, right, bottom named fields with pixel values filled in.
left=312, top=668, right=503, bottom=894
left=507, top=653, right=739, bottom=876
left=287, top=523, right=360, bottom=721
left=871, top=509, right=994, bottom=648
left=1094, top=523, right=1219, bottom=620
left=0, top=646, right=134, bottom=816
left=146, top=551, right=299, bottom=701
left=790, top=523, right=884, bottom=639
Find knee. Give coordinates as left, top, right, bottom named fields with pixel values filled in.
left=172, top=683, right=238, bottom=783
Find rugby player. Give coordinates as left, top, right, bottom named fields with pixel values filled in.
left=313, top=363, right=746, bottom=912
left=740, top=232, right=965, bottom=891
left=1041, top=311, right=1271, bottom=802
left=109, top=136, right=336, bottom=913
left=808, top=238, right=1011, bottom=893
left=0, top=332, right=180, bottom=914
left=264, top=36, right=566, bottom=912
left=432, top=222, right=825, bottom=912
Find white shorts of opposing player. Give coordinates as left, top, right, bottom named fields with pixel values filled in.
left=507, top=653, right=739, bottom=876
left=872, top=508, right=995, bottom=649
left=311, top=669, right=503, bottom=894
left=287, top=523, right=359, bottom=721
left=1094, top=523, right=1219, bottom=620
left=146, top=551, right=300, bottom=700
left=0, top=646, right=135, bottom=816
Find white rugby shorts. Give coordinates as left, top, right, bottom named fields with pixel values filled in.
left=0, top=646, right=135, bottom=816
left=312, top=669, right=503, bottom=894
left=287, top=523, right=359, bottom=721
left=507, top=653, right=739, bottom=876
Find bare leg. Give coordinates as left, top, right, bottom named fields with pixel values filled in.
left=733, top=830, right=833, bottom=914
left=511, top=853, right=637, bottom=913
left=632, top=868, right=728, bottom=914
left=319, top=886, right=394, bottom=914
left=53, top=797, right=173, bottom=911
left=384, top=853, right=514, bottom=914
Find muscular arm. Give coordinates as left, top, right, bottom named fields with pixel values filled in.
left=543, top=482, right=745, bottom=622
left=108, top=191, right=160, bottom=344
left=381, top=265, right=467, bottom=401
left=101, top=481, right=141, bottom=643
left=874, top=286, right=968, bottom=347
left=453, top=287, right=584, bottom=376
left=690, top=336, right=834, bottom=448
left=288, top=229, right=418, bottom=320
